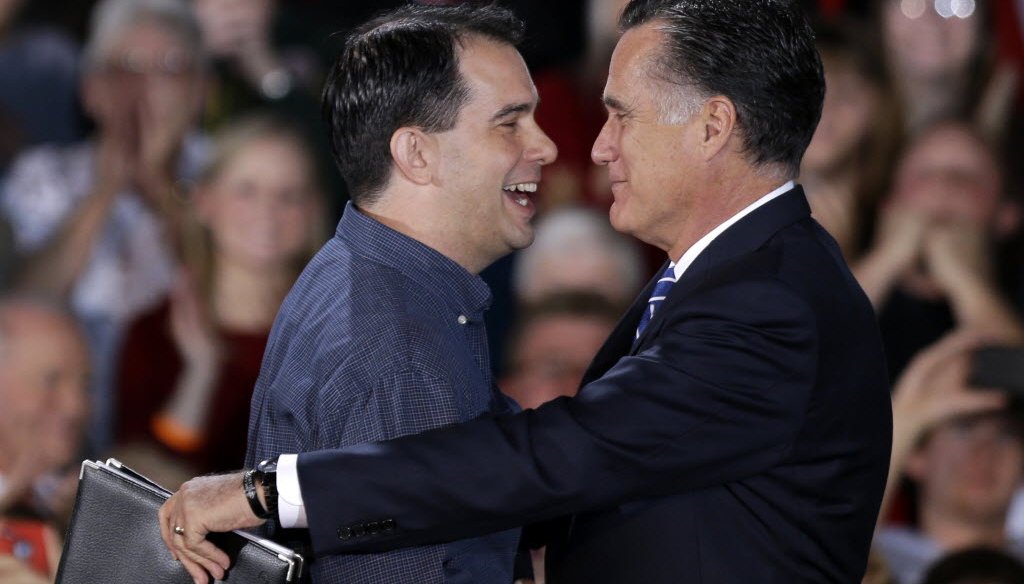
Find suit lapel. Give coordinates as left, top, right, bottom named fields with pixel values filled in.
left=578, top=262, right=667, bottom=387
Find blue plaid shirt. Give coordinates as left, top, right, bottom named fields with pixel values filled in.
left=246, top=203, right=519, bottom=584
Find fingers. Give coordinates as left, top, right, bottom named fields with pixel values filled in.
left=946, top=389, right=1009, bottom=418
left=895, top=330, right=983, bottom=398
left=176, top=551, right=212, bottom=584
left=176, top=532, right=228, bottom=582
left=161, top=496, right=229, bottom=584
left=158, top=499, right=180, bottom=562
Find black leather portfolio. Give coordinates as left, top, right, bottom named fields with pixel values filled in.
left=55, top=459, right=304, bottom=583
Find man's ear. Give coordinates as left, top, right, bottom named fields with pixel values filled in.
left=699, top=95, right=737, bottom=162
left=390, top=127, right=436, bottom=186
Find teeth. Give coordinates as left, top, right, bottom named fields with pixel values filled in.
left=515, top=195, right=528, bottom=207
left=503, top=182, right=538, bottom=193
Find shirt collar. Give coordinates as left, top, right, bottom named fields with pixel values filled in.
left=335, top=202, right=492, bottom=316
left=672, top=180, right=795, bottom=281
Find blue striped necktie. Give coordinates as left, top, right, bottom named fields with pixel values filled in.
left=636, top=263, right=677, bottom=339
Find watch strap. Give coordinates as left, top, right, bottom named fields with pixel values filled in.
left=243, top=468, right=272, bottom=519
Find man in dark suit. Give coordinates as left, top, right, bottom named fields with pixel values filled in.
left=161, top=1, right=892, bottom=582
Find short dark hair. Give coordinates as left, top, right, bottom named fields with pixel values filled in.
left=620, top=0, right=825, bottom=177
left=322, top=4, right=524, bottom=205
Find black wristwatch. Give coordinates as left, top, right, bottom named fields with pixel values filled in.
left=243, top=459, right=279, bottom=521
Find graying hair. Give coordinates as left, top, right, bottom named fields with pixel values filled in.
left=647, top=20, right=706, bottom=125
left=653, top=82, right=704, bottom=125
left=83, top=0, right=204, bottom=69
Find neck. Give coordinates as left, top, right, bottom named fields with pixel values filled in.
left=360, top=195, right=489, bottom=275
left=210, top=256, right=294, bottom=332
left=920, top=504, right=1008, bottom=551
left=666, top=170, right=789, bottom=263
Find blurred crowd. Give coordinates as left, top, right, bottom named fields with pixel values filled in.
left=0, top=0, right=1022, bottom=582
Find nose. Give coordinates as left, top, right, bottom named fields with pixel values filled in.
left=591, top=118, right=617, bottom=166
left=526, top=123, right=558, bottom=166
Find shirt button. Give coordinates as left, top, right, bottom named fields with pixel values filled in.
left=457, top=315, right=468, bottom=325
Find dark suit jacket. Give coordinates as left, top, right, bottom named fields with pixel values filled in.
left=297, top=187, right=893, bottom=583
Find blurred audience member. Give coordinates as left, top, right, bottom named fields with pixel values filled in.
left=115, top=114, right=325, bottom=476
left=501, top=291, right=620, bottom=410
left=921, top=547, right=1024, bottom=584
left=0, top=0, right=208, bottom=451
left=0, top=297, right=89, bottom=580
left=853, top=121, right=1022, bottom=377
left=876, top=331, right=1024, bottom=584
left=513, top=206, right=643, bottom=308
left=801, top=21, right=900, bottom=257
left=194, top=0, right=318, bottom=111
left=876, top=0, right=1018, bottom=141
left=194, top=0, right=344, bottom=220
left=0, top=0, right=82, bottom=173
left=500, top=290, right=619, bottom=582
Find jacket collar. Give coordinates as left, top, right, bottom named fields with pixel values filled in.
left=630, top=185, right=811, bottom=351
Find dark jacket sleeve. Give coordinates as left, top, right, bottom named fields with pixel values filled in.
left=297, top=275, right=818, bottom=556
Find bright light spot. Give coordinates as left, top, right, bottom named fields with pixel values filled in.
left=900, top=0, right=927, bottom=18
left=934, top=0, right=954, bottom=18
left=952, top=0, right=975, bottom=18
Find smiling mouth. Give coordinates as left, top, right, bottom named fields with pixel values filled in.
left=503, top=182, right=537, bottom=207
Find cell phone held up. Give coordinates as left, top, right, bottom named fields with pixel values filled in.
left=969, top=345, right=1024, bottom=396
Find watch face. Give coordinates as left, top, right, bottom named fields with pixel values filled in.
left=258, top=459, right=278, bottom=475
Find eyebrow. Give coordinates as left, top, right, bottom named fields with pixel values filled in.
left=490, top=102, right=533, bottom=122
left=603, top=95, right=630, bottom=112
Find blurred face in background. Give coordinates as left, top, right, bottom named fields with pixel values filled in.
left=82, top=20, right=203, bottom=137
left=803, top=52, right=880, bottom=174
left=888, top=123, right=1003, bottom=226
left=197, top=136, right=321, bottom=271
left=881, top=0, right=980, bottom=81
left=501, top=313, right=615, bottom=409
left=907, top=412, right=1024, bottom=525
left=0, top=308, right=90, bottom=471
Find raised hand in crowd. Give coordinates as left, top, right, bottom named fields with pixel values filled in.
left=135, top=66, right=204, bottom=217
left=194, top=0, right=296, bottom=98
left=880, top=329, right=1011, bottom=524
left=924, top=221, right=1022, bottom=340
left=854, top=200, right=931, bottom=307
left=852, top=121, right=1022, bottom=339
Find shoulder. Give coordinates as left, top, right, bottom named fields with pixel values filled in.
left=267, top=245, right=455, bottom=375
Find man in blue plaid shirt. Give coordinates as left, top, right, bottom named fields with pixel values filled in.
left=239, top=4, right=557, bottom=584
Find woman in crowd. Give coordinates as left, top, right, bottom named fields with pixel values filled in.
left=800, top=21, right=900, bottom=258
left=115, top=113, right=325, bottom=477
left=877, top=0, right=1017, bottom=141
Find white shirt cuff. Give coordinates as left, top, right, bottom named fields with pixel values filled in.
left=277, top=454, right=307, bottom=528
